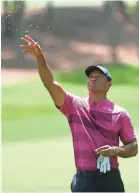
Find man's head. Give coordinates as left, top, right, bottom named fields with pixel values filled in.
left=85, top=65, right=112, bottom=94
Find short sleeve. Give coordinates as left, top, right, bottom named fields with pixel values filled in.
left=119, top=111, right=136, bottom=144
left=56, top=92, right=76, bottom=119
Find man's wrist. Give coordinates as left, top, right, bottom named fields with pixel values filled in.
left=36, top=54, right=45, bottom=62
left=112, top=146, right=121, bottom=156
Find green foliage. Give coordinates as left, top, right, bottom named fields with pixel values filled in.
left=55, top=64, right=139, bottom=85
left=127, top=1, right=139, bottom=13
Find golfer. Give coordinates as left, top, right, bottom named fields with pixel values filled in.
left=21, top=35, right=138, bottom=192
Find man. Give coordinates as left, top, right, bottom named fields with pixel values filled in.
left=21, top=35, right=138, bottom=192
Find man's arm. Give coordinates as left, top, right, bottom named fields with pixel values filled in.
left=113, top=141, right=138, bottom=158
left=96, top=111, right=138, bottom=158
left=95, top=141, right=138, bottom=158
left=36, top=54, right=65, bottom=107
left=21, top=35, right=65, bottom=108
left=117, top=111, right=138, bottom=158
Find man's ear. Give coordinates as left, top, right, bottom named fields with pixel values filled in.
left=108, top=82, right=112, bottom=87
left=107, top=81, right=112, bottom=90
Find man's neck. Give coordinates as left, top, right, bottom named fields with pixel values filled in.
left=89, top=92, right=107, bottom=104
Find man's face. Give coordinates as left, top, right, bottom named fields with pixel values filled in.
left=87, top=70, right=111, bottom=93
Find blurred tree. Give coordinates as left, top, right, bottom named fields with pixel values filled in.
left=103, top=1, right=130, bottom=64
left=13, top=1, right=25, bottom=39
left=118, top=1, right=131, bottom=21
left=47, top=1, right=54, bottom=31
left=127, top=1, right=139, bottom=58
left=13, top=1, right=26, bottom=66
left=3, top=0, right=14, bottom=38
left=42, top=0, right=54, bottom=32
left=134, top=1, right=139, bottom=57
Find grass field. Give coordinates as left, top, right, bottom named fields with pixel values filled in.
left=2, top=77, right=139, bottom=192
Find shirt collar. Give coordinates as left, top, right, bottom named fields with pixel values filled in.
left=88, top=98, right=109, bottom=108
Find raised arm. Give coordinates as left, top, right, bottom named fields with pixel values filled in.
left=20, top=35, right=65, bottom=108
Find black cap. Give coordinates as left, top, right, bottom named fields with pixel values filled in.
left=85, top=65, right=112, bottom=82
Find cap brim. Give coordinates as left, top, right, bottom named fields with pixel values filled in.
left=85, top=65, right=104, bottom=77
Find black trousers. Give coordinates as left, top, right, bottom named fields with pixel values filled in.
left=70, top=168, right=125, bottom=192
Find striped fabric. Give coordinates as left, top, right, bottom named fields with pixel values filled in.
left=57, top=92, right=136, bottom=171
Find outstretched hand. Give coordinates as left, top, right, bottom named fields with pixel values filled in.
left=20, top=35, right=43, bottom=59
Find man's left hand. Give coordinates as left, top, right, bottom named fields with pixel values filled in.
left=95, top=145, right=117, bottom=157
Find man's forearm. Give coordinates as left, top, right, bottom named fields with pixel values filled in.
left=36, top=55, right=54, bottom=88
left=114, top=141, right=138, bottom=158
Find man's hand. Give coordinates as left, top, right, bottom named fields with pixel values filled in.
left=96, top=145, right=116, bottom=157
left=20, top=35, right=43, bottom=59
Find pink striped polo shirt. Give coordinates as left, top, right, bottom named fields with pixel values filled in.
left=57, top=92, right=136, bottom=171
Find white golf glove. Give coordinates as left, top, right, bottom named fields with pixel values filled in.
left=97, top=154, right=111, bottom=173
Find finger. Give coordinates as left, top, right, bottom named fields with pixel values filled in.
left=95, top=145, right=110, bottom=153
left=20, top=45, right=36, bottom=50
left=23, top=49, right=33, bottom=54
left=21, top=37, right=30, bottom=44
left=21, top=38, right=38, bottom=48
left=25, top=35, right=36, bottom=45
left=96, top=145, right=110, bottom=151
left=20, top=45, right=31, bottom=49
left=101, top=151, right=110, bottom=157
left=101, top=149, right=110, bottom=153
left=96, top=148, right=110, bottom=155
left=101, top=153, right=108, bottom=157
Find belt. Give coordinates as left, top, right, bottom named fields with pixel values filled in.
left=77, top=168, right=118, bottom=177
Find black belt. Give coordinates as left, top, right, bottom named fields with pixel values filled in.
left=77, top=168, right=118, bottom=177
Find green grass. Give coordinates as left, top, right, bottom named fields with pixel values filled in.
left=2, top=76, right=139, bottom=192
left=2, top=79, right=139, bottom=143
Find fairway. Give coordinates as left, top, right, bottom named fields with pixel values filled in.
left=2, top=78, right=139, bottom=192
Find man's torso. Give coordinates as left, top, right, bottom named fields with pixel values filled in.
left=68, top=97, right=124, bottom=171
